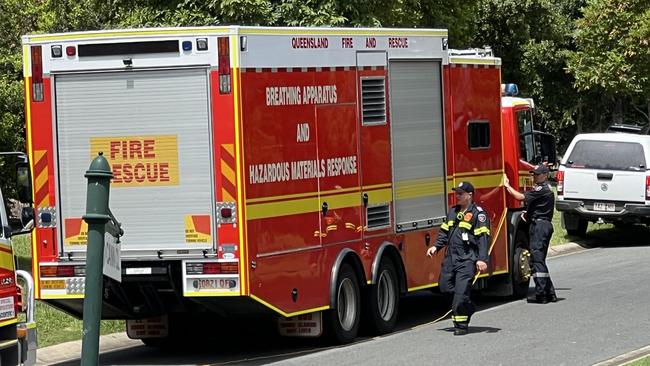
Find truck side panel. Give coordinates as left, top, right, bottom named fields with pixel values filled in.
left=446, top=62, right=508, bottom=275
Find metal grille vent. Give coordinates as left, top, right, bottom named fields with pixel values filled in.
left=367, top=204, right=390, bottom=229
left=361, top=77, right=387, bottom=125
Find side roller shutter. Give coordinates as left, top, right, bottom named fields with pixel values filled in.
left=388, top=60, right=446, bottom=231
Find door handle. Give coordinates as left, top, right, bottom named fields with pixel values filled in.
left=322, top=202, right=328, bottom=216
left=597, top=172, right=613, bottom=180
left=362, top=193, right=368, bottom=207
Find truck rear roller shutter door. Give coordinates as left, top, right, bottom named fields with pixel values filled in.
left=55, top=68, right=215, bottom=257
left=388, top=60, right=446, bottom=231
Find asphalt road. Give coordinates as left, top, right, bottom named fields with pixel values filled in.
left=49, top=241, right=650, bottom=365
left=270, top=244, right=650, bottom=366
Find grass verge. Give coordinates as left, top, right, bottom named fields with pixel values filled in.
left=626, top=355, right=650, bottom=366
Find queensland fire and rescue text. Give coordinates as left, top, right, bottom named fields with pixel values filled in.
left=249, top=156, right=357, bottom=185
left=265, top=85, right=338, bottom=106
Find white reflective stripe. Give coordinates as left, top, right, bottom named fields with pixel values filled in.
left=533, top=272, right=550, bottom=278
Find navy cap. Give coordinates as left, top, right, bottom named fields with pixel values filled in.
left=530, top=164, right=549, bottom=175
left=452, top=181, right=475, bottom=194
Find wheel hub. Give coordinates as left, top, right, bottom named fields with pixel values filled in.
left=516, top=249, right=532, bottom=282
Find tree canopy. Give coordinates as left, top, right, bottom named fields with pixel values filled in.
left=0, top=0, right=648, bottom=153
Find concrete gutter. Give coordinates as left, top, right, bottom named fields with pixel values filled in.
left=35, top=242, right=587, bottom=365
left=548, top=242, right=587, bottom=258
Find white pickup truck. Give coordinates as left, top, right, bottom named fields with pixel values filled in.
left=556, top=133, right=650, bottom=237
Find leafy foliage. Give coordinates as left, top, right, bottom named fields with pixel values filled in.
left=567, top=0, right=650, bottom=127
left=0, top=0, right=648, bottom=156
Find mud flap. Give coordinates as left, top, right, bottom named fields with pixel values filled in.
left=277, top=312, right=323, bottom=337
left=127, top=315, right=169, bottom=339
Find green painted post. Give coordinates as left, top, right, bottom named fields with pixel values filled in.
left=81, top=152, right=113, bottom=366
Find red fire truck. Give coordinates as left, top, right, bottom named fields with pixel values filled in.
left=22, top=26, right=554, bottom=344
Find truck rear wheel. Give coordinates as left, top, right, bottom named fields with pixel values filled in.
left=325, top=263, right=360, bottom=343
left=511, top=229, right=531, bottom=298
left=363, top=258, right=399, bottom=335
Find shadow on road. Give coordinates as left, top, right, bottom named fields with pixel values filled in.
left=439, top=326, right=501, bottom=334
left=563, top=223, right=650, bottom=249
left=49, top=291, right=518, bottom=365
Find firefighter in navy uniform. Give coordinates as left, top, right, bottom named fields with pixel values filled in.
left=504, top=164, right=557, bottom=304
left=426, top=181, right=490, bottom=336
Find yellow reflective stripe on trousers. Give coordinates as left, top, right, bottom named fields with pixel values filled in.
left=458, top=222, right=472, bottom=230
left=452, top=315, right=469, bottom=321
left=473, top=227, right=491, bottom=235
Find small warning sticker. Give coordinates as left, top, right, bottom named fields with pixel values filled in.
left=64, top=218, right=88, bottom=245
left=184, top=215, right=212, bottom=243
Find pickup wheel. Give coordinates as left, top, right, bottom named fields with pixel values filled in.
left=567, top=218, right=588, bottom=237
left=325, top=263, right=361, bottom=344
left=363, top=258, right=399, bottom=335
left=562, top=212, right=588, bottom=238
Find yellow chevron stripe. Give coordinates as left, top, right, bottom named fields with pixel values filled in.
left=221, top=189, right=235, bottom=202
left=395, top=177, right=445, bottom=200
left=35, top=150, right=46, bottom=161
left=35, top=168, right=48, bottom=192
left=221, top=160, right=236, bottom=185
left=223, top=144, right=234, bottom=157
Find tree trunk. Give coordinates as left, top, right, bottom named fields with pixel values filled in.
left=577, top=104, right=583, bottom=134
left=613, top=96, right=624, bottom=125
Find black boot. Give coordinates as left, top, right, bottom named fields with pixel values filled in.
left=528, top=295, right=548, bottom=304
left=454, top=328, right=468, bottom=336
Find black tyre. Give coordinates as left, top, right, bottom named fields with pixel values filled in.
left=567, top=218, right=588, bottom=237
left=141, top=337, right=171, bottom=347
left=325, top=263, right=361, bottom=343
left=511, top=229, right=531, bottom=298
left=363, top=258, right=399, bottom=335
left=0, top=344, right=19, bottom=365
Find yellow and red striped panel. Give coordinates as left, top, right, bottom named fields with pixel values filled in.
left=220, top=144, right=237, bottom=202
left=33, top=150, right=50, bottom=207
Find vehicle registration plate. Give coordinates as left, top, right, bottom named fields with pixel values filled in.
left=593, top=202, right=615, bottom=212
left=194, top=278, right=237, bottom=290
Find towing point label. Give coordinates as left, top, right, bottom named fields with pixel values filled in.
left=90, top=135, right=179, bottom=187
left=184, top=215, right=212, bottom=243
left=64, top=218, right=88, bottom=245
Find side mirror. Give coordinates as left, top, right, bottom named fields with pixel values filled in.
left=534, top=131, right=557, bottom=166
left=16, top=161, right=33, bottom=204
left=6, top=200, right=34, bottom=236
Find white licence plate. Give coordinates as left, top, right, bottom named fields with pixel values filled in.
left=594, top=202, right=616, bottom=212
left=194, top=278, right=237, bottom=290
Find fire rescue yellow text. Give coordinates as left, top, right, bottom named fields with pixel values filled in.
left=91, top=135, right=179, bottom=187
